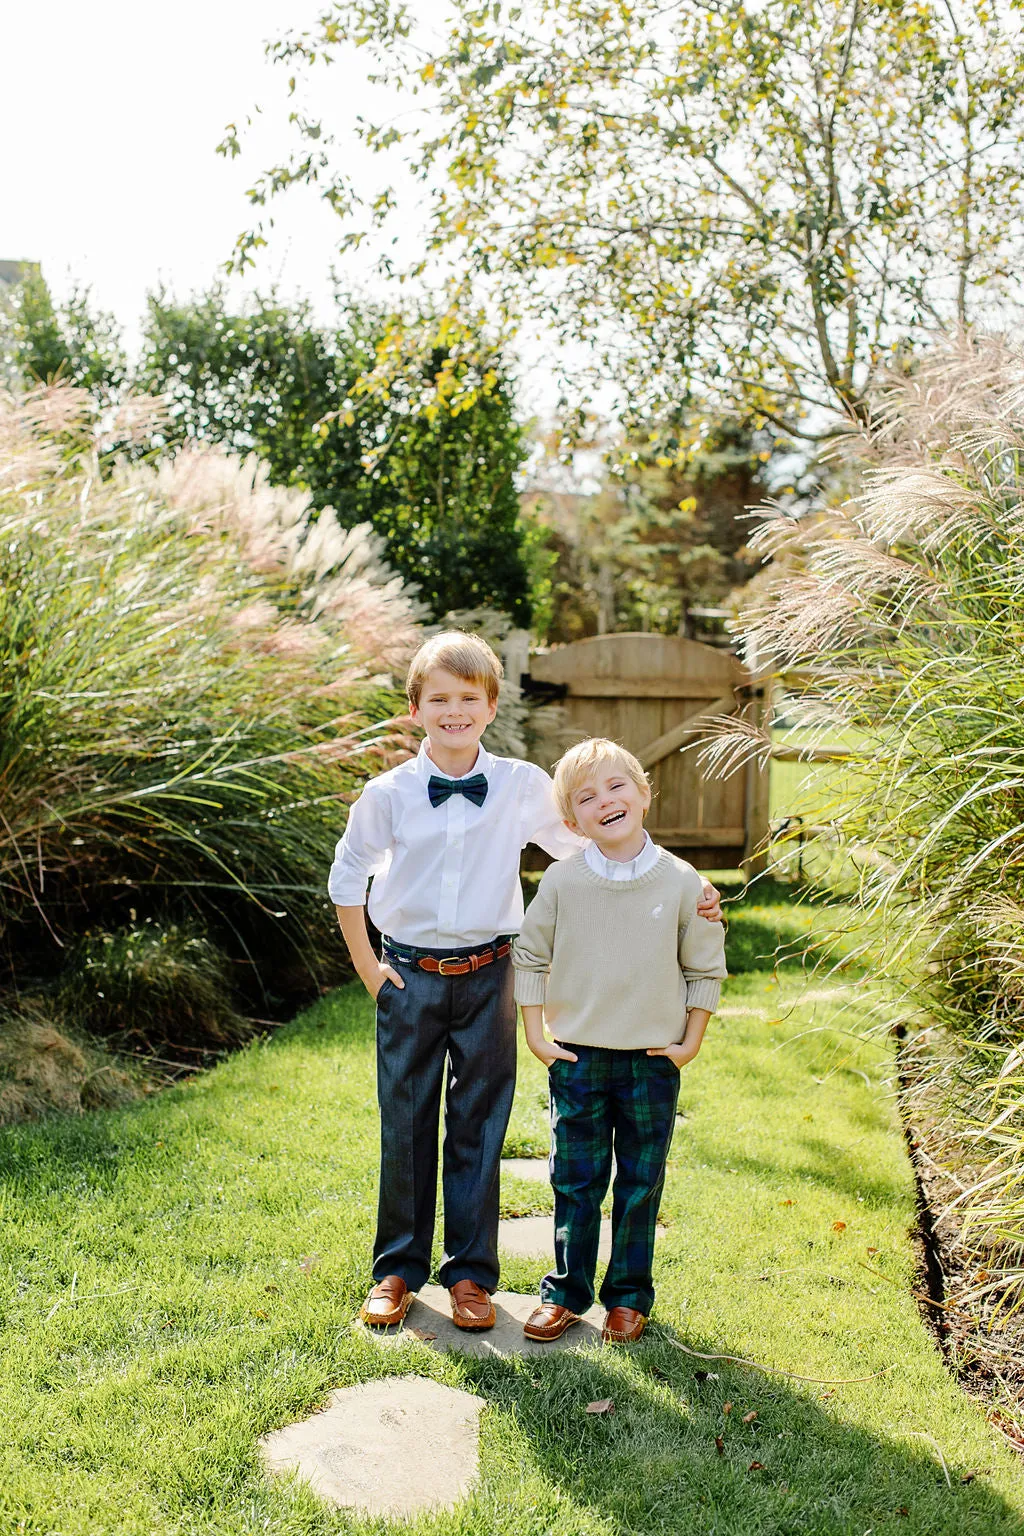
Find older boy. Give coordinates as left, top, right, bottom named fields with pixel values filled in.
left=513, top=737, right=727, bottom=1344
left=330, top=636, right=722, bottom=1332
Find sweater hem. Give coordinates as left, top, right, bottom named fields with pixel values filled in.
left=543, top=1034, right=686, bottom=1051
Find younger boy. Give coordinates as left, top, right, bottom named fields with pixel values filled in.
left=513, top=737, right=727, bottom=1344
left=329, top=637, right=722, bottom=1332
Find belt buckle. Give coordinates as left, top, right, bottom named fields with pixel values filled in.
left=437, top=955, right=465, bottom=976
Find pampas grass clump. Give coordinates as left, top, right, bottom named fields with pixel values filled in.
left=0, top=384, right=421, bottom=1074
left=709, top=337, right=1024, bottom=1307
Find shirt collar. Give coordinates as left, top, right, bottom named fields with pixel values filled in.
left=585, top=830, right=659, bottom=880
left=417, top=739, right=493, bottom=781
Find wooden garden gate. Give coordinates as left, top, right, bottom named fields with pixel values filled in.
left=528, top=633, right=769, bottom=872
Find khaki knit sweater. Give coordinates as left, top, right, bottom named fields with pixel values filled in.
left=512, top=848, right=727, bottom=1050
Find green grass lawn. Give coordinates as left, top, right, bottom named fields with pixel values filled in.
left=767, top=724, right=878, bottom=889
left=2, top=888, right=1023, bottom=1535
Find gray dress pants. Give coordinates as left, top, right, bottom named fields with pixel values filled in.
left=372, top=939, right=517, bottom=1293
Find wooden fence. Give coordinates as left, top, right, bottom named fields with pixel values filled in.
left=527, top=633, right=771, bottom=872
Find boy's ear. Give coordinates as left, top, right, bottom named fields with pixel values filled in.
left=563, top=817, right=583, bottom=837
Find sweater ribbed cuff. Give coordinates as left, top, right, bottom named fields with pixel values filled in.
left=513, top=969, right=548, bottom=1007
left=686, top=978, right=722, bottom=1015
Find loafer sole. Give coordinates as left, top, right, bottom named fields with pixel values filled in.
left=451, top=1308, right=496, bottom=1330
left=524, top=1313, right=581, bottom=1341
left=602, top=1321, right=646, bottom=1344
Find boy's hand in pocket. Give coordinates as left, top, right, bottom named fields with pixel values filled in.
left=647, top=1008, right=713, bottom=1069
left=520, top=1002, right=577, bottom=1067
left=372, top=962, right=404, bottom=999
left=530, top=1037, right=579, bottom=1068
left=646, top=1039, right=700, bottom=1069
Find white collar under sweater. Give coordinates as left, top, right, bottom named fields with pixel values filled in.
left=583, top=829, right=661, bottom=881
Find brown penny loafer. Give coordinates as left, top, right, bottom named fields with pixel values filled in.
left=359, top=1275, right=414, bottom=1327
left=602, top=1306, right=647, bottom=1343
left=449, top=1278, right=496, bottom=1330
left=523, top=1303, right=581, bottom=1341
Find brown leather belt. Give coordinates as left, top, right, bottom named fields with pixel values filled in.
left=416, top=943, right=511, bottom=976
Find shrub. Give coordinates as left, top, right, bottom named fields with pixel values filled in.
left=58, top=924, right=241, bottom=1050
left=0, top=384, right=420, bottom=1043
left=714, top=337, right=1024, bottom=1303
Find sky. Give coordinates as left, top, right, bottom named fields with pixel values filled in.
left=0, top=1, right=437, bottom=343
left=0, top=1, right=606, bottom=428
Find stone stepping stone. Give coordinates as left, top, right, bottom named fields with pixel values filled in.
left=500, top=1156, right=550, bottom=1182
left=260, top=1375, right=484, bottom=1518
left=361, top=1283, right=603, bottom=1358
left=498, top=1214, right=665, bottom=1262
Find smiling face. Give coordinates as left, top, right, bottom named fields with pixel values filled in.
left=410, top=665, right=497, bottom=768
left=564, top=757, right=652, bottom=860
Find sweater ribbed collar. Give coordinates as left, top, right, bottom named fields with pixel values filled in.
left=571, top=846, right=672, bottom=891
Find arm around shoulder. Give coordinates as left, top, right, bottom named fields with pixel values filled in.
left=519, top=762, right=585, bottom=860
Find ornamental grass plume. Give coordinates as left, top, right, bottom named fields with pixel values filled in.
left=148, top=448, right=422, bottom=671
left=0, top=384, right=420, bottom=1054
left=702, top=335, right=1024, bottom=1307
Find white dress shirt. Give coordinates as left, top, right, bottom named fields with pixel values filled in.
left=328, top=742, right=584, bottom=947
left=583, top=829, right=661, bottom=882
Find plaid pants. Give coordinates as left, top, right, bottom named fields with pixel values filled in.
left=541, top=1043, right=680, bottom=1316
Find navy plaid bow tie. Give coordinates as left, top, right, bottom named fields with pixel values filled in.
left=427, top=771, right=489, bottom=809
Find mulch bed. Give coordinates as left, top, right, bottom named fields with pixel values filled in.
left=903, top=1109, right=1024, bottom=1459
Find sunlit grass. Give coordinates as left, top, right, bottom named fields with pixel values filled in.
left=2, top=883, right=1022, bottom=1533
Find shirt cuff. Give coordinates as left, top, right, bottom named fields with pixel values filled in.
left=513, top=969, right=548, bottom=1007
left=686, top=978, right=722, bottom=1015
left=327, top=864, right=369, bottom=905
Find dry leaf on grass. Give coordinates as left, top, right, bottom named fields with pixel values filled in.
left=586, top=1398, right=615, bottom=1415
left=407, top=1327, right=438, bottom=1341
left=832, top=1221, right=847, bottom=1233
left=722, top=1401, right=733, bottom=1415
left=714, top=1436, right=725, bottom=1455
left=748, top=1460, right=765, bottom=1471
left=742, top=1410, right=758, bottom=1423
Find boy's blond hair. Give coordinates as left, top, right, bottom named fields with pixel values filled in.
left=553, top=737, right=651, bottom=824
left=406, top=631, right=504, bottom=710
